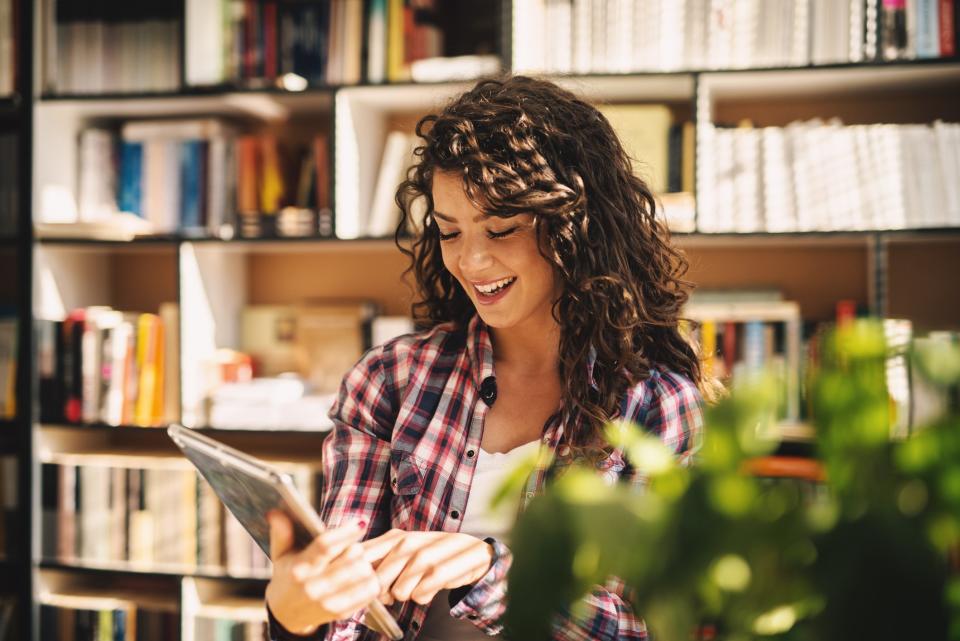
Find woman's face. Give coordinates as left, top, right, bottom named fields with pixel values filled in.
left=431, top=171, right=560, bottom=332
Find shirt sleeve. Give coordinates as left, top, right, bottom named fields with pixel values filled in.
left=447, top=370, right=704, bottom=640
left=633, top=368, right=705, bottom=467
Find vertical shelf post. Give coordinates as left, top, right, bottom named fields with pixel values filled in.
left=13, top=0, right=35, bottom=638
left=868, top=232, right=889, bottom=318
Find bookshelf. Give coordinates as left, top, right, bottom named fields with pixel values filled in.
left=9, top=1, right=960, bottom=640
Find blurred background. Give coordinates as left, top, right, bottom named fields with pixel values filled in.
left=0, top=0, right=958, bottom=639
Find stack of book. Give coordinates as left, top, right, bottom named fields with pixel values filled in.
left=684, top=291, right=803, bottom=422
left=0, top=0, right=15, bottom=95
left=36, top=305, right=179, bottom=428
left=72, top=122, right=332, bottom=239
left=698, top=119, right=960, bottom=233
left=39, top=593, right=177, bottom=641
left=41, top=461, right=314, bottom=577
left=40, top=0, right=180, bottom=94
left=186, top=0, right=365, bottom=88
left=183, top=0, right=502, bottom=88
left=0, top=133, right=17, bottom=236
left=514, top=0, right=957, bottom=74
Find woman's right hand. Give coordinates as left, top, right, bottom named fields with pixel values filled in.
left=265, top=512, right=382, bottom=636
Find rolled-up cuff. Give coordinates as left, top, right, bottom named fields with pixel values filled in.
left=448, top=537, right=512, bottom=635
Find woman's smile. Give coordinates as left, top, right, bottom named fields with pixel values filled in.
left=471, top=276, right=517, bottom=304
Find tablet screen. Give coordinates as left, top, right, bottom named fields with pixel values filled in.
left=171, top=427, right=318, bottom=558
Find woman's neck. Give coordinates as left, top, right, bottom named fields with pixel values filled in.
left=489, top=316, right=561, bottom=377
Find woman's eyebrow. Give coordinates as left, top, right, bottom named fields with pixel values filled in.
left=434, top=210, right=489, bottom=223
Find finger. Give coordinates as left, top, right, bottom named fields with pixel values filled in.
left=390, top=538, right=480, bottom=603
left=303, top=564, right=381, bottom=617
left=269, top=511, right=295, bottom=560
left=369, top=532, right=442, bottom=596
left=361, top=529, right=407, bottom=566
left=293, top=524, right=365, bottom=580
left=409, top=561, right=487, bottom=605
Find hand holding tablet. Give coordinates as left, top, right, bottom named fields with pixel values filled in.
left=167, top=424, right=404, bottom=640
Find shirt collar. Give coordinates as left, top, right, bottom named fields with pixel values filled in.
left=466, top=314, right=496, bottom=388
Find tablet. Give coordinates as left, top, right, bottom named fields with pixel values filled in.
left=167, top=424, right=403, bottom=640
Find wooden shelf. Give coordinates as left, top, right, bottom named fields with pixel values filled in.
left=699, top=59, right=960, bottom=100
left=35, top=90, right=334, bottom=121
left=39, top=560, right=270, bottom=583
left=38, top=424, right=327, bottom=470
left=31, top=228, right=960, bottom=249
left=33, top=56, right=960, bottom=105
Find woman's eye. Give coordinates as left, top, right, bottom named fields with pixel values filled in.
left=437, top=230, right=460, bottom=241
left=488, top=227, right=518, bottom=239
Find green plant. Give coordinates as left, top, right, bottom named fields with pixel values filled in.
left=504, top=320, right=960, bottom=641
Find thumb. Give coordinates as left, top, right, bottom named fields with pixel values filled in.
left=269, top=510, right=295, bottom=560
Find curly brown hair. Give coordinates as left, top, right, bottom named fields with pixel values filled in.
left=395, top=75, right=701, bottom=448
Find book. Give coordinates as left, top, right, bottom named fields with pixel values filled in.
left=598, top=104, right=673, bottom=195
left=367, top=131, right=417, bottom=238
left=0, top=316, right=15, bottom=419
left=294, top=301, right=378, bottom=394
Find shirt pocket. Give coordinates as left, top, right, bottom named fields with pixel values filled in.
left=390, top=451, right=423, bottom=527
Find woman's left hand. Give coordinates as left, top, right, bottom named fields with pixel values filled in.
left=361, top=529, right=494, bottom=605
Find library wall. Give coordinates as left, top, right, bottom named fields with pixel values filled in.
left=713, top=89, right=960, bottom=127
left=247, top=248, right=413, bottom=316
left=887, top=238, right=960, bottom=331
left=683, top=244, right=870, bottom=321
left=110, top=252, right=178, bottom=313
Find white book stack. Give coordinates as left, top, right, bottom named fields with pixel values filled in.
left=0, top=0, right=12, bottom=95
left=367, top=131, right=418, bottom=238
left=184, top=0, right=227, bottom=87
left=732, top=127, right=762, bottom=232
left=511, top=0, right=846, bottom=74
left=934, top=121, right=960, bottom=224
left=683, top=0, right=711, bottom=70
left=871, top=124, right=908, bottom=230
left=544, top=0, right=573, bottom=74
left=761, top=126, right=797, bottom=232
left=77, top=130, right=119, bottom=221
left=699, top=119, right=960, bottom=233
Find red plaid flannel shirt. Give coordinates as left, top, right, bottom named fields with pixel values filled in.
left=269, top=315, right=703, bottom=641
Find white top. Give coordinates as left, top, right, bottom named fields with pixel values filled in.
left=418, top=440, right=541, bottom=641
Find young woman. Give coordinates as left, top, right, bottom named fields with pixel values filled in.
left=266, top=76, right=704, bottom=641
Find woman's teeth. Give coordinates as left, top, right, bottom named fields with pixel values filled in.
left=475, top=277, right=516, bottom=295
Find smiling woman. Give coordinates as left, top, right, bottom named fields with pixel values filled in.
left=265, top=76, right=706, bottom=641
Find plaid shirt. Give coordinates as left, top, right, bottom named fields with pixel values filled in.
left=270, top=315, right=703, bottom=641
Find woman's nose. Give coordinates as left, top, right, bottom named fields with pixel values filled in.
left=458, top=236, right=494, bottom=273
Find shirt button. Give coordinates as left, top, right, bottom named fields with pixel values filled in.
left=451, top=510, right=461, bottom=519
left=558, top=445, right=571, bottom=457
left=411, top=621, right=420, bottom=631
left=525, top=492, right=535, bottom=499
left=391, top=477, right=398, bottom=486
left=466, top=449, right=476, bottom=458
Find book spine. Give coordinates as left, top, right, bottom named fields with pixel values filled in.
left=939, top=0, right=956, bottom=54
left=915, top=0, right=942, bottom=56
